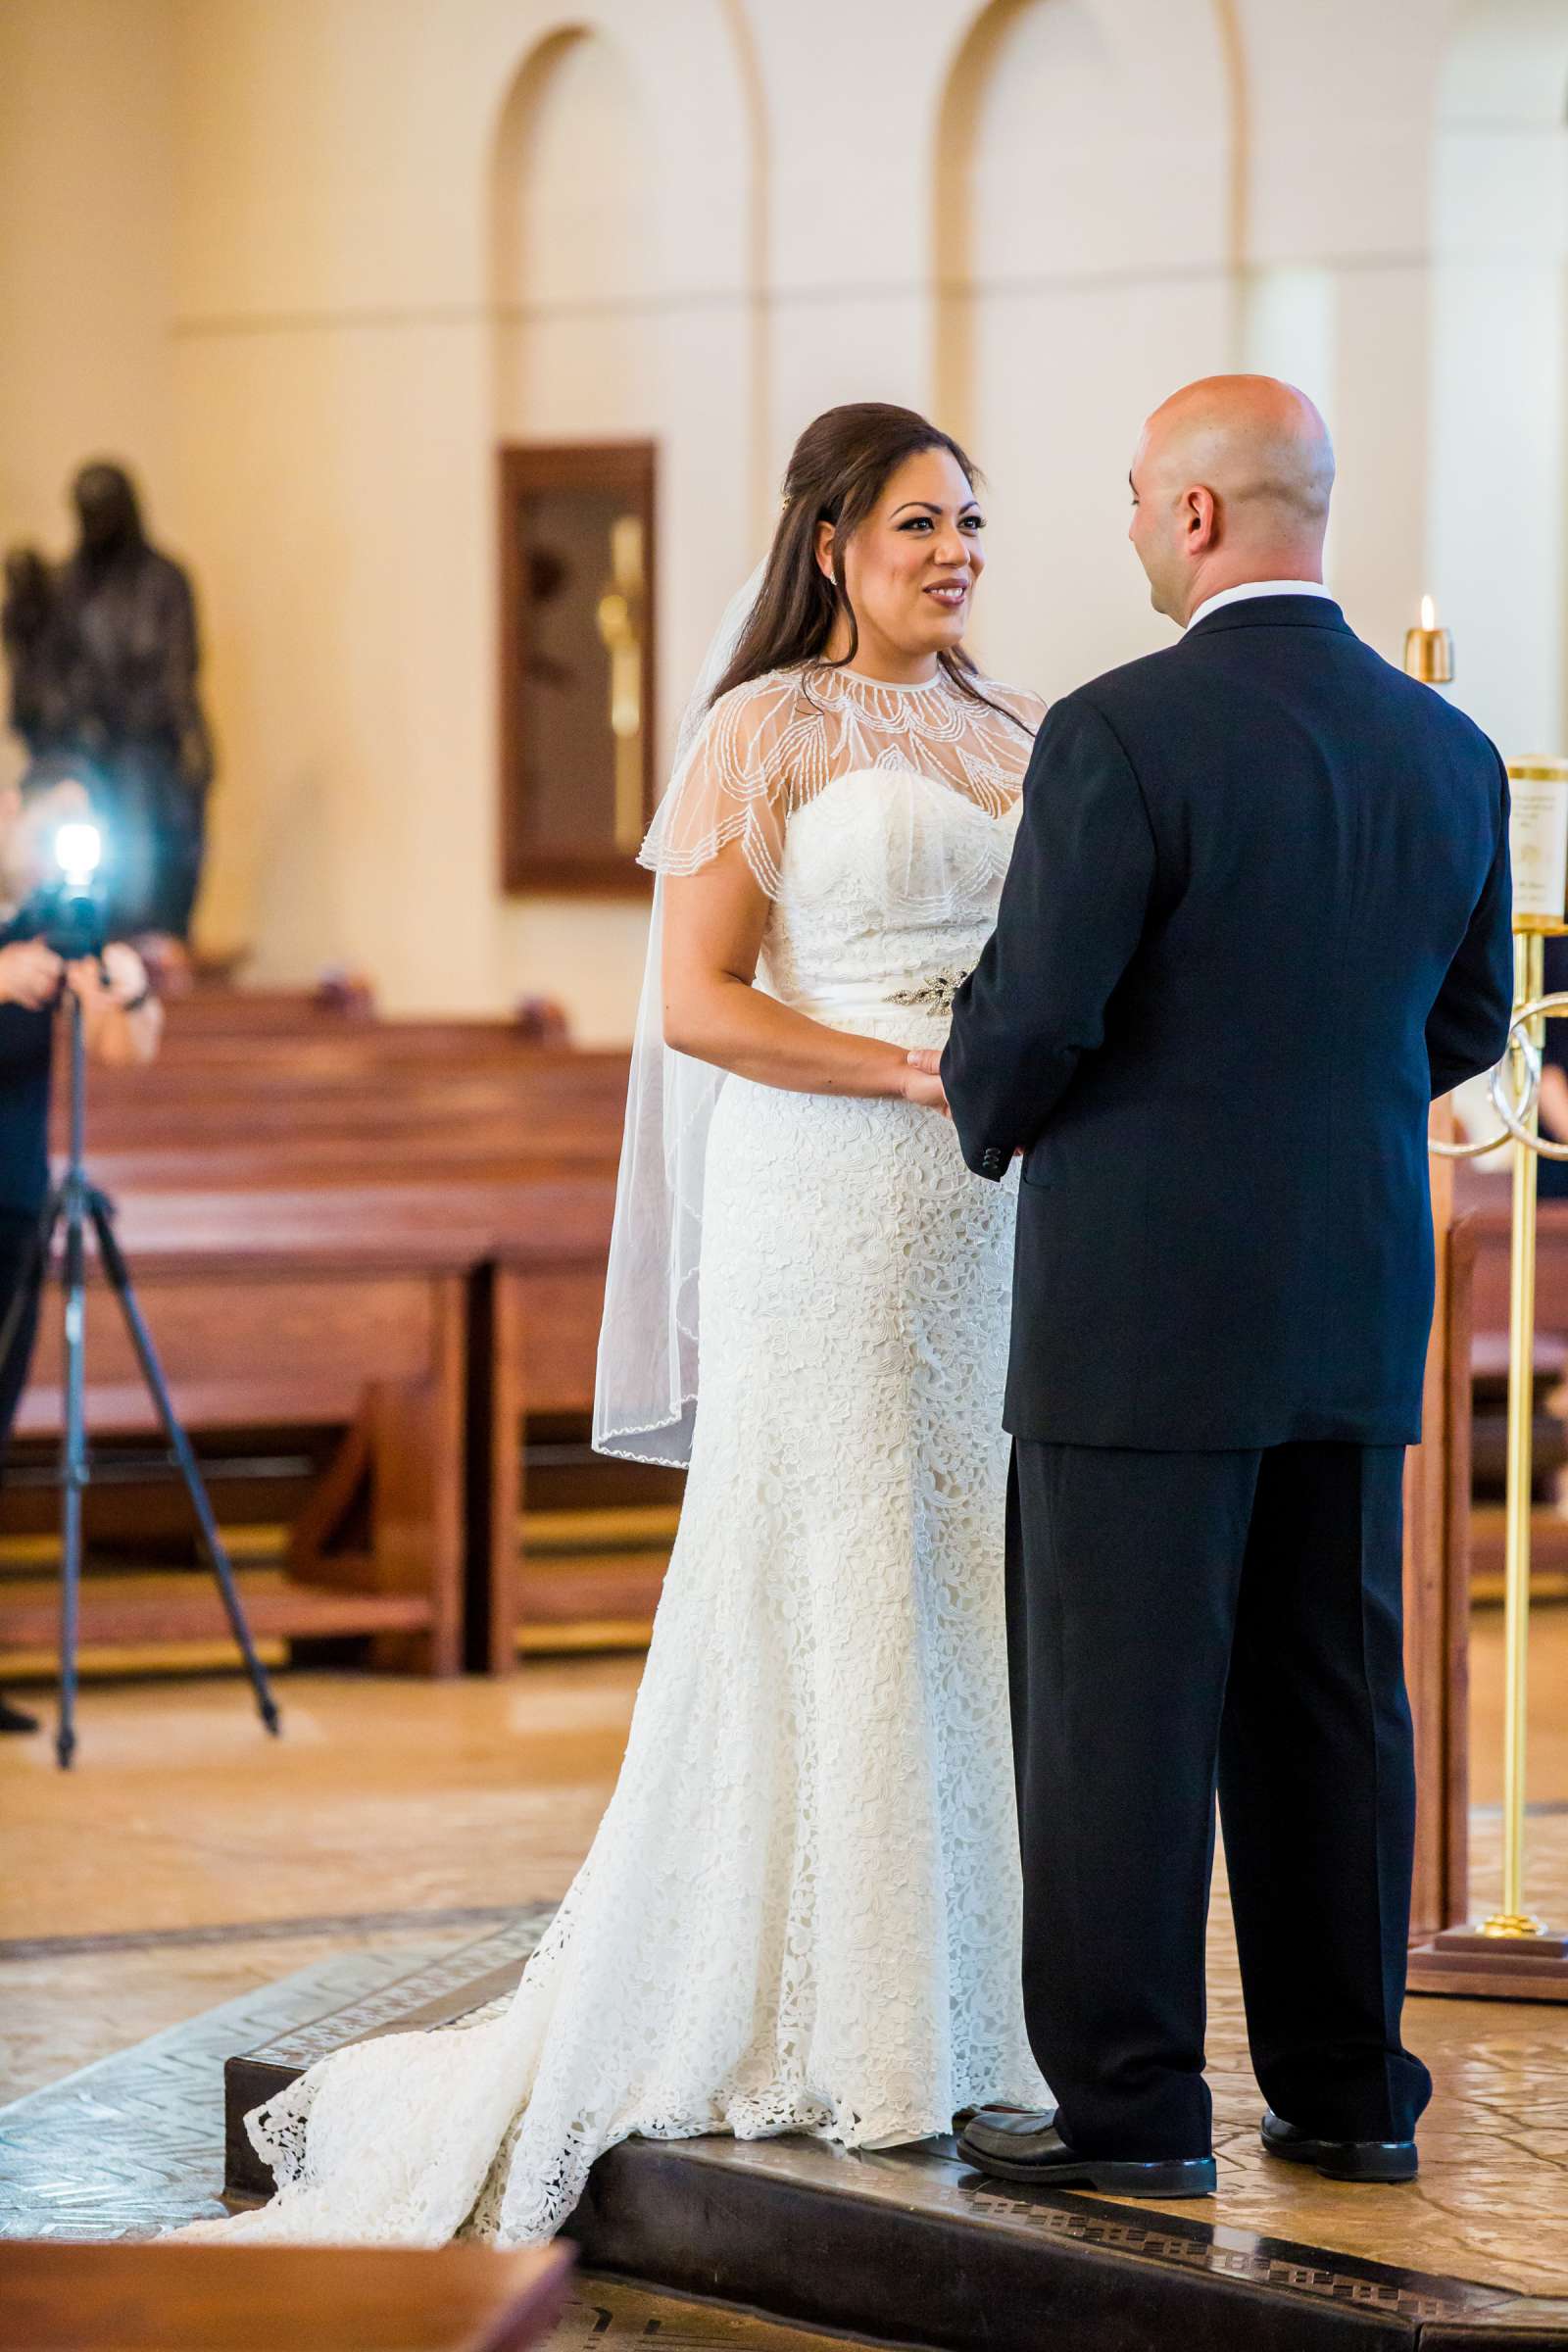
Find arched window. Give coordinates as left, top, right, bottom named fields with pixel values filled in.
left=491, top=26, right=656, bottom=421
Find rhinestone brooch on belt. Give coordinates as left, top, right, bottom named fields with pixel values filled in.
left=888, top=966, right=971, bottom=1016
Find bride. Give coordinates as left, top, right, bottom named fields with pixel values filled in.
left=186, top=402, right=1051, bottom=2247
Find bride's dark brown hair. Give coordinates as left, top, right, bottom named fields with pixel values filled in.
left=709, top=402, right=1032, bottom=731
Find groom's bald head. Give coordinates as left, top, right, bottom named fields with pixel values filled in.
left=1129, top=375, right=1335, bottom=625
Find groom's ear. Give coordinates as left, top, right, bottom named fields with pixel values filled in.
left=1184, top=485, right=1218, bottom=552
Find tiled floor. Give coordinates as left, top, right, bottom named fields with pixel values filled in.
left=0, top=1920, right=517, bottom=2110
left=0, top=1657, right=642, bottom=2101
left=1, top=1661, right=643, bottom=1937
left=3, top=1613, right=1567, bottom=2302
left=1175, top=1814, right=1568, bottom=2294
left=0, top=1946, right=466, bottom=2239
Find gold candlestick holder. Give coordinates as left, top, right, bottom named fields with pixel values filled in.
left=1403, top=594, right=1453, bottom=684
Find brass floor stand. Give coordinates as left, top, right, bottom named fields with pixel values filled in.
left=1410, top=919, right=1568, bottom=1999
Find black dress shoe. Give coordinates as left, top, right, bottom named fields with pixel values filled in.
left=0, top=1691, right=38, bottom=1736
left=1260, top=2110, right=1418, bottom=2183
left=958, top=2106, right=1216, bottom=2198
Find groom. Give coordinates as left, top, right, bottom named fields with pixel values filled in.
left=930, top=375, right=1513, bottom=2196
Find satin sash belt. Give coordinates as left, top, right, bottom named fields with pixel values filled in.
left=788, top=980, right=944, bottom=1021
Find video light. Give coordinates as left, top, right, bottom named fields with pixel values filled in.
left=53, top=821, right=102, bottom=889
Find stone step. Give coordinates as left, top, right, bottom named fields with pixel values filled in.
left=221, top=1927, right=1534, bottom=2352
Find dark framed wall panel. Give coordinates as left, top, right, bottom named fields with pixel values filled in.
left=498, top=442, right=658, bottom=895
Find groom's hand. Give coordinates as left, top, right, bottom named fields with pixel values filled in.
left=907, top=1048, right=1026, bottom=1152
left=903, top=1049, right=951, bottom=1115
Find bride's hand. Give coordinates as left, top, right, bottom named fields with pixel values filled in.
left=903, top=1048, right=950, bottom=1116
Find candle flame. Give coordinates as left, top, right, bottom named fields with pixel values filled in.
left=1421, top=594, right=1437, bottom=631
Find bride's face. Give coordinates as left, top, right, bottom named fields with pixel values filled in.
left=818, top=448, right=986, bottom=671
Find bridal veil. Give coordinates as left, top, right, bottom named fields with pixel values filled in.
left=592, top=564, right=766, bottom=1463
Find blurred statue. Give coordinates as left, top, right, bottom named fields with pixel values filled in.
left=0, top=463, right=214, bottom=941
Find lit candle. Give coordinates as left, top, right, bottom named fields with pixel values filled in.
left=1404, top=593, right=1454, bottom=684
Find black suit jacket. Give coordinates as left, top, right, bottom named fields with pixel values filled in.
left=943, top=596, right=1513, bottom=1449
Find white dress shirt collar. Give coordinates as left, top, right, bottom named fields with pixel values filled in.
left=1185, top=578, right=1334, bottom=633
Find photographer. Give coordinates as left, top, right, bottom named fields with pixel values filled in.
left=0, top=779, right=161, bottom=1732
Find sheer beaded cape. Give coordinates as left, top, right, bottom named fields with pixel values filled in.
left=592, top=659, right=1043, bottom=1465
left=644, top=660, right=1039, bottom=889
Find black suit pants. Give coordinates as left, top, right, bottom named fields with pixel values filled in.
left=1006, top=1438, right=1433, bottom=2160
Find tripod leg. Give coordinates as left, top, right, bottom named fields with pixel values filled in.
left=86, top=1192, right=281, bottom=1739
left=57, top=1194, right=85, bottom=1771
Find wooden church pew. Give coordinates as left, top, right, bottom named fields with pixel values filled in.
left=5, top=1001, right=657, bottom=1677
left=6, top=1189, right=475, bottom=1674
left=0, top=1173, right=649, bottom=1677
left=0, top=2239, right=572, bottom=2352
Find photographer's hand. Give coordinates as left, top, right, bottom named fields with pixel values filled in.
left=86, top=943, right=151, bottom=1010
left=68, top=947, right=162, bottom=1067
left=0, top=940, right=64, bottom=1010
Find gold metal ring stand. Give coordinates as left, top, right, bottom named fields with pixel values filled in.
left=1408, top=757, right=1568, bottom=1999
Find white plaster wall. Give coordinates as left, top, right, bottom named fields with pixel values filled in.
left=1234, top=0, right=1451, bottom=670
left=934, top=0, right=1236, bottom=698
left=1428, top=0, right=1568, bottom=755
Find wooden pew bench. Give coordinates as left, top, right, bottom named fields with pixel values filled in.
left=7, top=1010, right=648, bottom=1676
left=476, top=1201, right=685, bottom=1670
left=1, top=1189, right=476, bottom=1674
left=0, top=2239, right=571, bottom=2352
left=0, top=1175, right=652, bottom=1677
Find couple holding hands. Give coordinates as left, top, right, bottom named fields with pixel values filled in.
left=191, top=373, right=1511, bottom=2247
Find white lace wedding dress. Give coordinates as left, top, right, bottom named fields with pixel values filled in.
left=182, top=661, right=1051, bottom=2247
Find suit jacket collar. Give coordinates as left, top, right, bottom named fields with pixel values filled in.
left=1183, top=594, right=1351, bottom=642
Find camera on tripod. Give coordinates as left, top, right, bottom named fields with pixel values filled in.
left=13, top=820, right=107, bottom=965
left=0, top=803, right=281, bottom=1765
